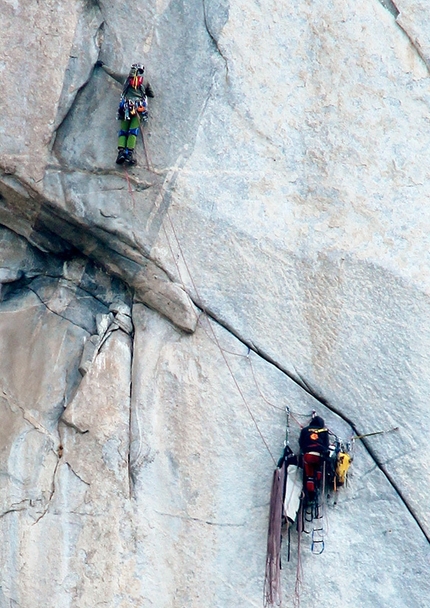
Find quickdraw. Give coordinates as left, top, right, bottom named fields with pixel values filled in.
left=117, top=97, right=148, bottom=121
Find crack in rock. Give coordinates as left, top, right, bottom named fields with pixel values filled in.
left=60, top=416, right=89, bottom=435
left=378, top=0, right=399, bottom=17
left=26, top=285, right=92, bottom=334
left=45, top=164, right=155, bottom=188
left=395, top=29, right=430, bottom=73
left=32, top=458, right=60, bottom=525
left=52, top=68, right=96, bottom=140
left=155, top=510, right=244, bottom=527
left=127, top=318, right=135, bottom=499
left=2, top=391, right=59, bottom=448
left=202, top=0, right=229, bottom=78
left=0, top=503, right=29, bottom=519
left=65, top=461, right=91, bottom=486
left=186, top=300, right=430, bottom=544
left=374, top=2, right=430, bottom=73
left=393, top=4, right=430, bottom=73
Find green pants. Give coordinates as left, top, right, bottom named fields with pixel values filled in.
left=118, top=116, right=140, bottom=150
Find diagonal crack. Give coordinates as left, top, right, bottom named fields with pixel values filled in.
left=187, top=299, right=430, bottom=544
left=395, top=19, right=430, bottom=74
left=60, top=416, right=89, bottom=435
left=65, top=461, right=90, bottom=486
left=32, top=458, right=60, bottom=525
left=202, top=0, right=229, bottom=79
left=26, top=285, right=91, bottom=334
left=155, top=510, right=244, bottom=527
left=0, top=503, right=29, bottom=519
left=378, top=1, right=430, bottom=74
left=378, top=0, right=399, bottom=18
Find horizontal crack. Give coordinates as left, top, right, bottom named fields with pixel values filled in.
left=155, top=510, right=244, bottom=527
left=32, top=458, right=60, bottom=525
left=45, top=163, right=157, bottom=187
left=0, top=504, right=29, bottom=519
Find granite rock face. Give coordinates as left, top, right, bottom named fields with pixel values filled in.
left=0, top=1, right=429, bottom=607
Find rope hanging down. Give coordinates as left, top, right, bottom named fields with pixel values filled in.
left=123, top=139, right=278, bottom=466
left=163, top=207, right=277, bottom=465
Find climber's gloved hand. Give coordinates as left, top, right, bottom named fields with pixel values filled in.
left=95, top=60, right=104, bottom=68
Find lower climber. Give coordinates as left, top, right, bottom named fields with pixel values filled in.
left=299, top=415, right=329, bottom=503
left=95, top=60, right=154, bottom=166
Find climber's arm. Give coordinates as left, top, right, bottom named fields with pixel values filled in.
left=145, top=82, right=155, bottom=98
left=95, top=61, right=126, bottom=85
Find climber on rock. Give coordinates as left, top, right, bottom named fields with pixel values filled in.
left=299, top=414, right=329, bottom=503
left=95, top=60, right=154, bottom=166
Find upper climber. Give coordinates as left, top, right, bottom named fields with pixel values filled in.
left=95, top=60, right=154, bottom=166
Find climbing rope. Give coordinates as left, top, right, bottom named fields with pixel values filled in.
left=124, top=167, right=137, bottom=209
left=294, top=502, right=304, bottom=608
left=123, top=141, right=281, bottom=466
left=157, top=197, right=283, bottom=464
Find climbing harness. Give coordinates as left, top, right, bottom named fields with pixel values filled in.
left=117, top=96, right=148, bottom=121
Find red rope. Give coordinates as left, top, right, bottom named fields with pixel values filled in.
left=122, top=142, right=292, bottom=465
left=140, top=127, right=152, bottom=172
left=162, top=208, right=277, bottom=464
left=294, top=503, right=303, bottom=608
left=124, top=168, right=136, bottom=210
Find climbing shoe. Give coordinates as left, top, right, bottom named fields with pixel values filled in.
left=116, top=147, right=126, bottom=164
left=125, top=148, right=137, bottom=165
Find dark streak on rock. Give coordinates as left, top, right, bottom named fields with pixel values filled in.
left=0, top=505, right=28, bottom=519
left=65, top=461, right=91, bottom=486
left=202, top=0, right=229, bottom=78
left=378, top=0, right=399, bottom=18
left=32, top=458, right=60, bottom=525
left=60, top=417, right=89, bottom=435
left=26, top=285, right=92, bottom=334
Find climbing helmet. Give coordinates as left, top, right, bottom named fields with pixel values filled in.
left=129, top=63, right=144, bottom=76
